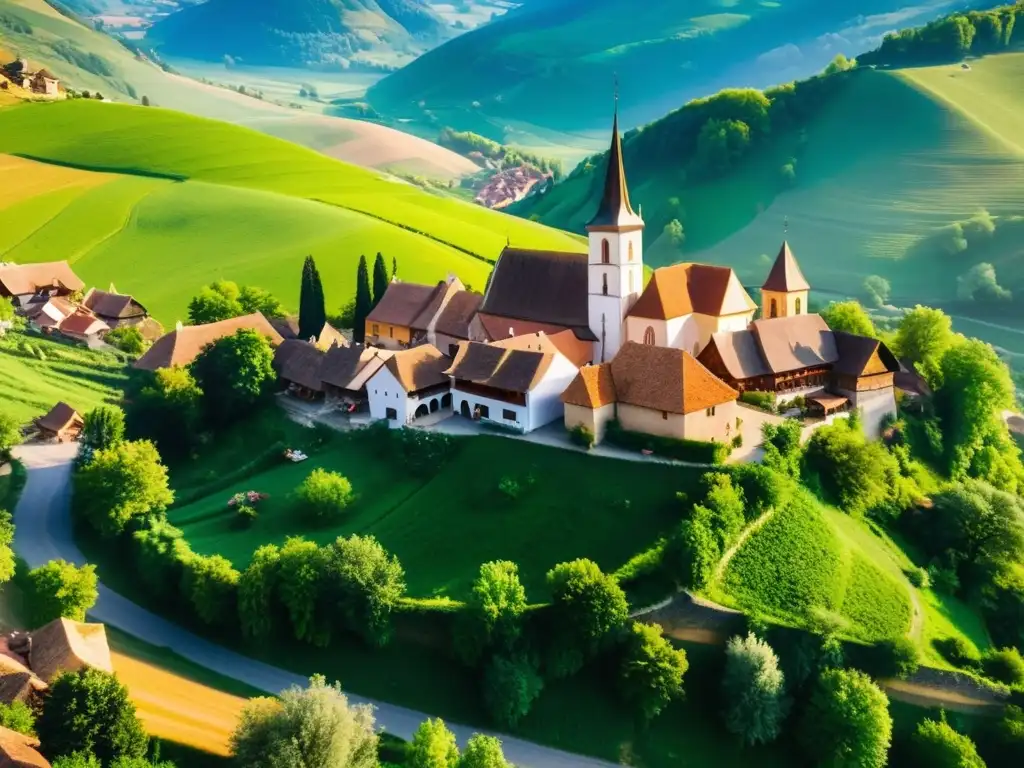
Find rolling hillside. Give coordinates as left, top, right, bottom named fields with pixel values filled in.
left=0, top=100, right=582, bottom=325
left=363, top=0, right=971, bottom=149
left=147, top=0, right=450, bottom=68
left=0, top=0, right=477, bottom=179
left=516, top=52, right=1024, bottom=360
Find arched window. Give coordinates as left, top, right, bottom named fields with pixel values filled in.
left=643, top=326, right=655, bottom=345
left=602, top=273, right=608, bottom=295
left=795, top=297, right=802, bottom=315
left=770, top=298, right=778, bottom=318
left=601, top=239, right=610, bottom=264
left=628, top=241, right=634, bottom=262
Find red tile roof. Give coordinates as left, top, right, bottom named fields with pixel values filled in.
left=0, top=261, right=83, bottom=297
left=762, top=241, right=810, bottom=292
left=628, top=263, right=755, bottom=320
left=134, top=313, right=284, bottom=371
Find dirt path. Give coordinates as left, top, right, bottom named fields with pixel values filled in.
left=713, top=508, right=774, bottom=583
left=883, top=679, right=1000, bottom=714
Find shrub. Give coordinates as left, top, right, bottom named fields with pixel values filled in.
left=497, top=476, right=520, bottom=500
left=74, top=440, right=174, bottom=536
left=482, top=655, right=543, bottom=728
left=181, top=553, right=240, bottom=631
left=933, top=636, right=980, bottom=670
left=740, top=390, right=775, bottom=412
left=865, top=637, right=920, bottom=680
left=568, top=424, right=595, bottom=449
left=912, top=715, right=985, bottom=768
left=906, top=567, right=930, bottom=588
left=458, top=734, right=511, bottom=768
left=0, top=700, right=34, bottom=735
left=409, top=718, right=459, bottom=768
left=605, top=420, right=730, bottom=463
left=669, top=511, right=719, bottom=590
left=799, top=668, right=892, bottom=768
left=296, top=469, right=354, bottom=522
left=731, top=464, right=786, bottom=521
left=235, top=504, right=258, bottom=527
left=455, top=561, right=527, bottom=666
left=104, top=326, right=146, bottom=356
left=982, top=647, right=1024, bottom=686
left=26, top=559, right=98, bottom=625
left=326, top=535, right=406, bottom=646
left=731, top=433, right=743, bottom=448
left=618, top=622, right=688, bottom=721
left=722, top=632, right=788, bottom=746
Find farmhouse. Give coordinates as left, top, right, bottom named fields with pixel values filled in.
left=34, top=402, right=84, bottom=442
left=321, top=344, right=394, bottom=408
left=0, top=261, right=83, bottom=305
left=274, top=338, right=326, bottom=399
left=81, top=287, right=149, bottom=329
left=562, top=342, right=739, bottom=445
left=270, top=316, right=347, bottom=350
left=447, top=331, right=579, bottom=433
left=366, top=344, right=452, bottom=424
left=135, top=312, right=284, bottom=371
left=57, top=309, right=110, bottom=342
left=1, top=59, right=59, bottom=97
left=365, top=275, right=478, bottom=351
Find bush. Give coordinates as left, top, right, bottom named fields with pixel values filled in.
left=982, top=647, right=1024, bottom=686
left=618, top=622, right=688, bottom=720
left=0, top=700, right=34, bottom=735
left=933, top=636, right=980, bottom=669
left=740, top=391, right=776, bottom=412
left=722, top=632, right=788, bottom=745
left=865, top=637, right=920, bottom=680
left=296, top=469, right=355, bottom=522
left=799, top=668, right=892, bottom=768
left=912, top=715, right=985, bottom=768
left=605, top=420, right=730, bottom=464
left=104, top=326, right=146, bottom=356
left=482, top=655, right=543, bottom=728
left=906, top=567, right=930, bottom=588
left=409, top=718, right=458, bottom=768
left=26, top=559, right=98, bottom=625
left=497, top=476, right=520, bottom=500
left=181, top=553, right=240, bottom=631
left=568, top=424, right=595, bottom=449
left=455, top=561, right=527, bottom=666
left=669, top=510, right=719, bottom=590
left=235, top=503, right=258, bottom=527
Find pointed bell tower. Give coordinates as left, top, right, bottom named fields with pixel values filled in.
left=587, top=86, right=644, bottom=364
left=761, top=240, right=810, bottom=319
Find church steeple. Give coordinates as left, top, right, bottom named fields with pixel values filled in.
left=761, top=240, right=810, bottom=319
left=587, top=98, right=644, bottom=232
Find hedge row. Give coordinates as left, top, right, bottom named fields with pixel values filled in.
left=605, top=420, right=730, bottom=464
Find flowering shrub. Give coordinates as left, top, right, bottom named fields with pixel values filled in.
left=227, top=490, right=267, bottom=508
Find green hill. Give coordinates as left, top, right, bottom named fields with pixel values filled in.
left=147, top=0, right=449, bottom=68
left=363, top=0, right=969, bottom=150
left=0, top=100, right=582, bottom=324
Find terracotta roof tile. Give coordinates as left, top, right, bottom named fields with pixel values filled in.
left=382, top=345, right=450, bottom=393
left=832, top=331, right=899, bottom=376
left=434, top=291, right=483, bottom=340
left=82, top=289, right=146, bottom=320
left=0, top=261, right=83, bottom=296
left=762, top=241, right=810, bottom=292
left=134, top=313, right=284, bottom=371
left=561, top=363, right=616, bottom=408
left=58, top=310, right=108, bottom=337
left=29, top=618, right=112, bottom=684
left=607, top=342, right=737, bottom=415
left=628, top=263, right=755, bottom=320
left=367, top=281, right=442, bottom=329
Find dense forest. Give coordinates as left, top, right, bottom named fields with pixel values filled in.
left=438, top=127, right=563, bottom=178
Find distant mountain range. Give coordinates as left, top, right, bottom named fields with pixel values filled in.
left=146, top=0, right=450, bottom=68
left=365, top=0, right=979, bottom=141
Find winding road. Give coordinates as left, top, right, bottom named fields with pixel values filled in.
left=12, top=443, right=615, bottom=768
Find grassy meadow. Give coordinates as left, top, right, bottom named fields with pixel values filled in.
left=0, top=100, right=582, bottom=324
left=168, top=424, right=700, bottom=600
left=0, top=332, right=127, bottom=423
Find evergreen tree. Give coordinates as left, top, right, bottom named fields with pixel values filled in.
left=298, top=255, right=326, bottom=341
left=392, top=255, right=398, bottom=279
left=354, top=255, right=373, bottom=343
left=372, top=253, right=390, bottom=308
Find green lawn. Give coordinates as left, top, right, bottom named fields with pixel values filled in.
left=168, top=423, right=701, bottom=600
left=0, top=332, right=127, bottom=424
left=0, top=100, right=583, bottom=325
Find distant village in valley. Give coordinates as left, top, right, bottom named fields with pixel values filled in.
left=0, top=108, right=922, bottom=461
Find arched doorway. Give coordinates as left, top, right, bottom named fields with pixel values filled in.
left=415, top=403, right=429, bottom=419
left=770, top=298, right=778, bottom=318
left=460, top=400, right=471, bottom=417
left=429, top=399, right=439, bottom=413
left=442, top=393, right=453, bottom=409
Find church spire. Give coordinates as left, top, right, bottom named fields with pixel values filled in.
left=586, top=88, right=643, bottom=232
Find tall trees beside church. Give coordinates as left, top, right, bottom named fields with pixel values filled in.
left=298, top=255, right=326, bottom=341
left=372, top=253, right=389, bottom=308
left=354, top=255, right=372, bottom=344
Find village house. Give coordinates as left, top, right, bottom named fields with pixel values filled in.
left=1, top=59, right=59, bottom=97
left=34, top=402, right=84, bottom=442
left=273, top=338, right=327, bottom=400
left=365, top=274, right=478, bottom=351
left=135, top=312, right=284, bottom=371
left=270, top=316, right=347, bottom=350
left=562, top=342, right=739, bottom=445
left=23, top=296, right=75, bottom=332
left=366, top=344, right=452, bottom=424
left=81, top=287, right=152, bottom=332
left=0, top=261, right=83, bottom=307
left=320, top=344, right=394, bottom=410
left=56, top=309, right=110, bottom=342
left=447, top=331, right=579, bottom=433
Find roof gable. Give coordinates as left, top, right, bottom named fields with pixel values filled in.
left=0, top=261, right=84, bottom=296
left=82, top=288, right=146, bottom=320
left=762, top=241, right=810, bottom=292
left=832, top=331, right=900, bottom=376
left=29, top=618, right=112, bottom=684
left=604, top=342, right=737, bottom=414
left=480, top=247, right=590, bottom=332
left=751, top=314, right=837, bottom=374
left=434, top=290, right=483, bottom=340
left=366, top=281, right=442, bottom=329
left=134, top=312, right=284, bottom=371
left=561, top=363, right=616, bottom=408
left=628, top=263, right=755, bottom=320
left=380, top=345, right=450, bottom=393
left=35, top=402, right=81, bottom=433
left=448, top=332, right=570, bottom=393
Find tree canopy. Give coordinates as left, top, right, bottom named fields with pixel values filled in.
left=353, top=255, right=372, bottom=344
left=128, top=367, right=203, bottom=461
left=299, top=255, right=326, bottom=341
left=26, top=559, right=98, bottom=625
left=911, top=715, right=985, bottom=768
left=618, top=622, right=688, bottom=720
left=799, top=668, right=892, bottom=768
left=409, top=718, right=459, bottom=768
left=0, top=410, right=20, bottom=460
left=457, top=560, right=528, bottom=665
left=372, top=252, right=390, bottom=308
left=820, top=301, right=876, bottom=337
left=189, top=328, right=276, bottom=426
left=893, top=305, right=955, bottom=388
left=722, top=632, right=788, bottom=745
left=187, top=280, right=284, bottom=325
left=75, top=440, right=174, bottom=536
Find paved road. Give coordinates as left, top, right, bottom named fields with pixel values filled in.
left=12, top=443, right=615, bottom=768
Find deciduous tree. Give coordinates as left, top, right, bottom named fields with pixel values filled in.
left=893, top=305, right=955, bottom=388
left=799, top=668, right=892, bottom=768
left=238, top=543, right=282, bottom=642
left=190, top=328, right=276, bottom=426
left=296, top=469, right=355, bottom=522
left=456, top=560, right=528, bottom=665
left=820, top=300, right=876, bottom=337
left=722, top=632, right=788, bottom=745
left=181, top=553, right=239, bottom=630
left=75, top=440, right=173, bottom=536
left=129, top=367, right=203, bottom=461
left=277, top=537, right=330, bottom=646
left=77, top=405, right=126, bottom=467
left=911, top=715, right=985, bottom=767
left=230, top=675, right=377, bottom=768
left=458, top=735, right=510, bottom=768
left=26, top=559, right=98, bottom=625
left=0, top=410, right=21, bottom=460
left=37, top=669, right=148, bottom=764
left=619, top=622, right=688, bottom=720
left=326, top=534, right=405, bottom=646
left=239, top=285, right=285, bottom=319
left=409, top=718, right=459, bottom=768
left=482, top=654, right=543, bottom=727
left=187, top=280, right=243, bottom=324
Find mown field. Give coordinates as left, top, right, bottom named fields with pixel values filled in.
left=0, top=332, right=127, bottom=423
left=168, top=425, right=700, bottom=600
left=0, top=100, right=583, bottom=324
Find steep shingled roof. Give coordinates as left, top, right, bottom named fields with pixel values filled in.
left=381, top=344, right=450, bottom=393
left=0, top=261, right=83, bottom=297
left=560, top=363, right=616, bottom=408
left=29, top=618, right=112, bottom=684
left=586, top=108, right=644, bottom=231
left=750, top=314, right=837, bottom=374
left=434, top=290, right=483, bottom=340
left=366, top=281, right=443, bottom=330
left=134, top=313, right=283, bottom=371
left=447, top=332, right=569, bottom=394
left=762, top=241, right=810, bottom=292
left=82, top=288, right=147, bottom=320
left=628, top=263, right=756, bottom=320
left=274, top=339, right=326, bottom=392
left=35, top=403, right=82, bottom=435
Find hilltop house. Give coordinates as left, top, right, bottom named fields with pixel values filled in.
left=81, top=287, right=151, bottom=330
left=135, top=312, right=284, bottom=371
left=562, top=342, right=739, bottom=445
left=365, top=275, right=479, bottom=351
left=366, top=345, right=452, bottom=424
left=1, top=59, right=59, bottom=96
left=0, top=261, right=83, bottom=306
left=34, top=402, right=84, bottom=442
left=447, top=331, right=579, bottom=433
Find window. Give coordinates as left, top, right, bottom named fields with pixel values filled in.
left=662, top=411, right=668, bottom=420
left=385, top=407, right=397, bottom=420
left=795, top=297, right=802, bottom=315
left=372, top=324, right=379, bottom=336
left=388, top=326, right=394, bottom=338
left=602, top=273, right=608, bottom=296
left=502, top=409, right=517, bottom=422
left=601, top=239, right=610, bottom=264
left=706, top=406, right=716, bottom=417
left=643, top=326, right=655, bottom=345
left=770, top=299, right=778, bottom=318
left=478, top=404, right=490, bottom=419
left=628, top=241, right=634, bottom=261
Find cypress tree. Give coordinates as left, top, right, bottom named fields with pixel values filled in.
left=354, top=255, right=372, bottom=343
left=298, top=255, right=326, bottom=341
left=372, top=252, right=389, bottom=307
left=392, top=255, right=398, bottom=279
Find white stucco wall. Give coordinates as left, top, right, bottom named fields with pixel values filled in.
left=682, top=400, right=739, bottom=442
left=625, top=312, right=750, bottom=357
left=525, top=353, right=579, bottom=431
left=367, top=366, right=411, bottom=424
left=453, top=389, right=528, bottom=432
left=840, top=386, right=897, bottom=440
left=564, top=403, right=616, bottom=443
